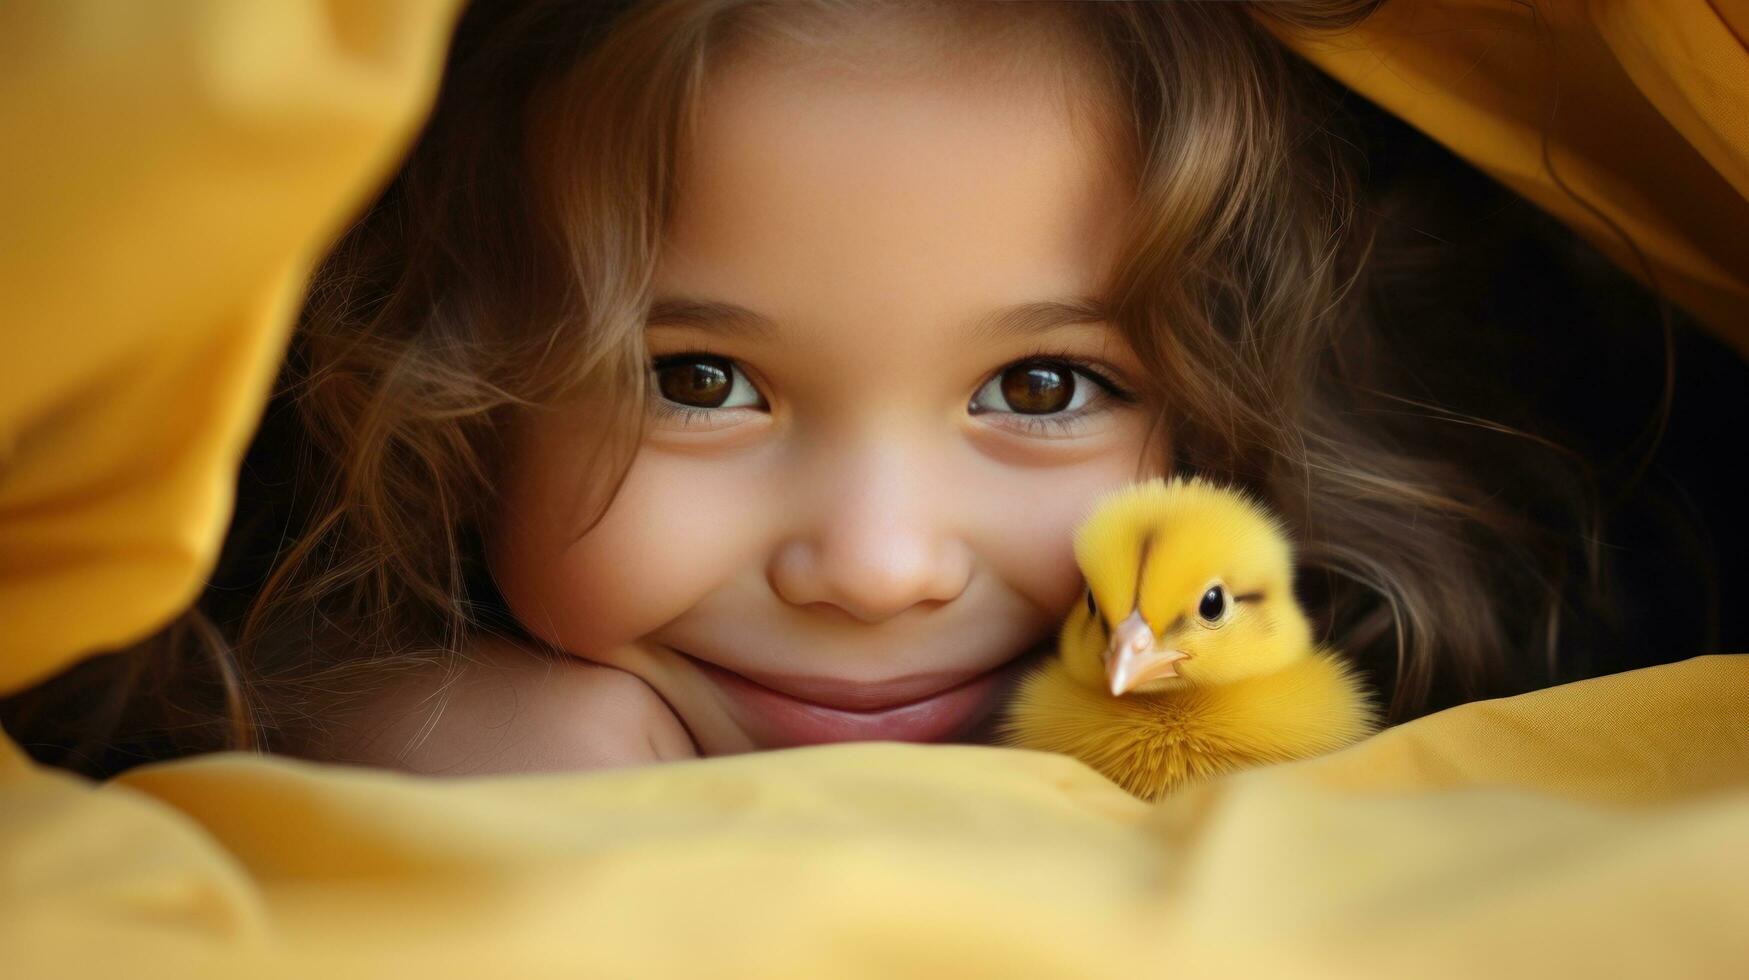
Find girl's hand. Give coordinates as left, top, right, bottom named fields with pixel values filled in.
left=323, top=636, right=698, bottom=776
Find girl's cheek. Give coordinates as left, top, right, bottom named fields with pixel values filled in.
left=961, top=417, right=1168, bottom=623
left=492, top=437, right=776, bottom=659
left=979, top=461, right=1143, bottom=621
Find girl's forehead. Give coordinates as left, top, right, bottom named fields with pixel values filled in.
left=657, top=45, right=1132, bottom=358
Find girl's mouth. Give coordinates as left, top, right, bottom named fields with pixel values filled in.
left=671, top=642, right=1051, bottom=749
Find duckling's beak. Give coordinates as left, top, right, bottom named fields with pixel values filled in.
left=1105, top=609, right=1188, bottom=697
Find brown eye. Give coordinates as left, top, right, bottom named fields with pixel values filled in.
left=653, top=354, right=736, bottom=408
left=999, top=360, right=1074, bottom=414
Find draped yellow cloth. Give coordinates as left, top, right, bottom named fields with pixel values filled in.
left=3, top=2, right=1747, bottom=976
left=1266, top=0, right=1749, bottom=357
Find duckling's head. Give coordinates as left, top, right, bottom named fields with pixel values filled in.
left=1059, top=476, right=1311, bottom=696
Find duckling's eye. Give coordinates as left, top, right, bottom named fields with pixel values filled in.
left=1198, top=585, right=1228, bottom=624
left=1085, top=588, right=1099, bottom=619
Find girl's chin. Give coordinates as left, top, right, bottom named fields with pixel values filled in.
left=678, top=642, right=1051, bottom=751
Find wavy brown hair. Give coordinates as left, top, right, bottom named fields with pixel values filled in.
left=5, top=0, right=1620, bottom=774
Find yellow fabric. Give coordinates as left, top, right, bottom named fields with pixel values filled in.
left=3, top=1, right=1748, bottom=977
left=1266, top=0, right=1749, bottom=358
left=0, top=0, right=461, bottom=694
left=7, top=659, right=1748, bottom=977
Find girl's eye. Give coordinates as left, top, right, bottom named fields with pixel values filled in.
left=992, top=361, right=1077, bottom=414
left=649, top=353, right=764, bottom=427
left=968, top=356, right=1135, bottom=438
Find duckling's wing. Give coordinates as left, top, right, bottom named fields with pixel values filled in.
left=1198, top=651, right=1381, bottom=761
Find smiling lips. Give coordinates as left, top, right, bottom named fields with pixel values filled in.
left=675, top=647, right=1033, bottom=748
left=724, top=660, right=997, bottom=711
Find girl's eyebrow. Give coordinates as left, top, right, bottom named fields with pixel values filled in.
left=646, top=294, right=1111, bottom=343
left=647, top=297, right=781, bottom=340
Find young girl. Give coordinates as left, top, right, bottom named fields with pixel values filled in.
left=7, top=0, right=1637, bottom=777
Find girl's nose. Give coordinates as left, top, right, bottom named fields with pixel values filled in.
left=767, top=441, right=973, bottom=624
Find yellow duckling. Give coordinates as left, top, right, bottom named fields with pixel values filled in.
left=1000, top=476, right=1378, bottom=801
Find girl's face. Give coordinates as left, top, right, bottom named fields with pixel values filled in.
left=491, top=35, right=1161, bottom=754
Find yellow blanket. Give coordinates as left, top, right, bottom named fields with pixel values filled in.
left=4, top=2, right=1747, bottom=976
